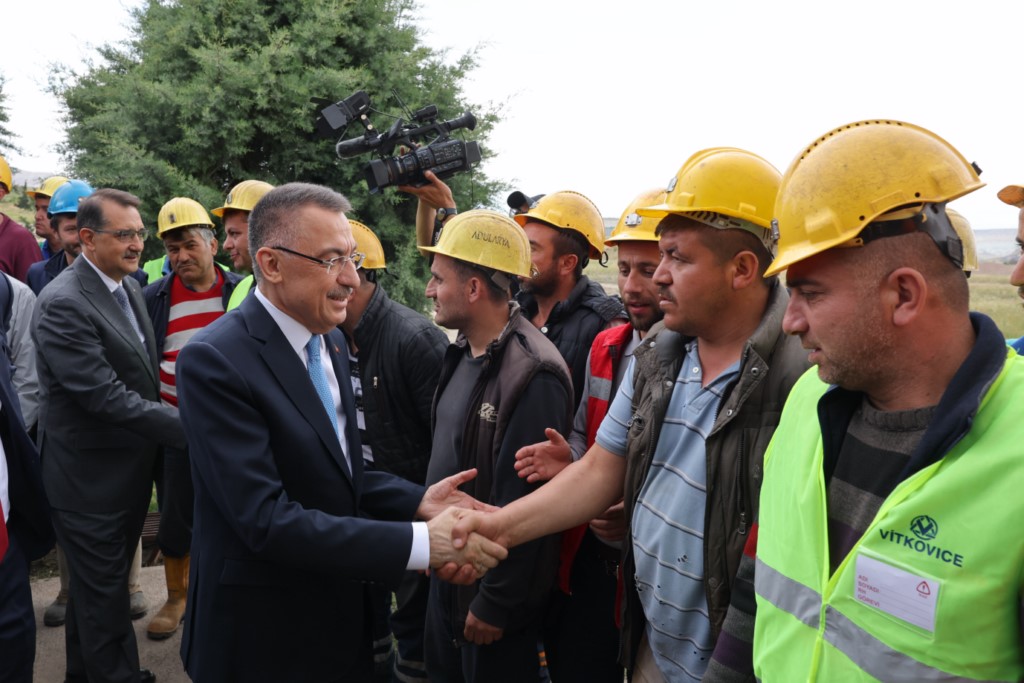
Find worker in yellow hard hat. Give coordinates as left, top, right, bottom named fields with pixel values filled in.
left=745, top=120, right=1024, bottom=682
left=420, top=210, right=573, bottom=682
left=27, top=175, right=69, bottom=259
left=141, top=197, right=246, bottom=642
left=514, top=188, right=667, bottom=683
left=213, top=179, right=274, bottom=309
left=0, top=154, right=44, bottom=282
left=446, top=147, right=810, bottom=682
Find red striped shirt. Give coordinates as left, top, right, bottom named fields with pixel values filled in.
left=160, top=271, right=226, bottom=406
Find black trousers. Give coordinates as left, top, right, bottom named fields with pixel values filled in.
left=154, top=446, right=193, bottom=557
left=53, top=495, right=148, bottom=683
left=0, top=533, right=35, bottom=683
left=544, top=530, right=624, bottom=683
left=424, top=578, right=543, bottom=683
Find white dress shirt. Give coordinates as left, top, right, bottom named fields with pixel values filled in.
left=253, top=287, right=428, bottom=570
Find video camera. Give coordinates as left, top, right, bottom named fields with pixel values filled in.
left=313, top=90, right=481, bottom=194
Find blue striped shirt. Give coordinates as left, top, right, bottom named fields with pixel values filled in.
left=596, top=339, right=739, bottom=682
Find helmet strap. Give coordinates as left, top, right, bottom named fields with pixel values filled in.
left=855, top=202, right=964, bottom=269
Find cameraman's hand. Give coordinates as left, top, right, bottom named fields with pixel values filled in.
left=399, top=170, right=456, bottom=212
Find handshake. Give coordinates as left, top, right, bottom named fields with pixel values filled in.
left=418, top=469, right=509, bottom=585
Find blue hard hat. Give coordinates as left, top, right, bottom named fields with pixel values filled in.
left=47, top=179, right=94, bottom=218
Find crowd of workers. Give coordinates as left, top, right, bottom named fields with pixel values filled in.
left=0, top=115, right=1022, bottom=683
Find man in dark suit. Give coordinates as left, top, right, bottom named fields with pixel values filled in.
left=175, top=182, right=506, bottom=683
left=33, top=188, right=186, bottom=683
left=0, top=292, right=55, bottom=682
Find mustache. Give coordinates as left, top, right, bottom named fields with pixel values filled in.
left=657, top=286, right=675, bottom=304
left=328, top=287, right=353, bottom=301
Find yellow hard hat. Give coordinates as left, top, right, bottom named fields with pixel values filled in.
left=766, top=120, right=985, bottom=277
left=605, top=189, right=666, bottom=244
left=0, top=155, right=11, bottom=193
left=422, top=210, right=532, bottom=278
left=638, top=148, right=781, bottom=253
left=513, top=190, right=605, bottom=259
left=158, top=197, right=215, bottom=238
left=27, top=176, right=69, bottom=200
left=211, top=180, right=275, bottom=217
left=349, top=219, right=386, bottom=269
left=945, top=207, right=978, bottom=273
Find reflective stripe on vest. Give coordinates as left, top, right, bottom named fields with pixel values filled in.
left=583, top=322, right=632, bottom=447
left=754, top=355, right=1024, bottom=682
left=755, top=559, right=1003, bottom=682
left=754, top=558, right=819, bottom=629
left=558, top=322, right=633, bottom=595
left=589, top=375, right=613, bottom=402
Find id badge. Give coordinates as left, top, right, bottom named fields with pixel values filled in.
left=854, top=554, right=939, bottom=632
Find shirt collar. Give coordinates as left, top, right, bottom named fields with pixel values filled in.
left=81, top=252, right=122, bottom=291
left=254, top=286, right=318, bottom=359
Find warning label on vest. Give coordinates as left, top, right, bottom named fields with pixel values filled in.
left=855, top=554, right=939, bottom=632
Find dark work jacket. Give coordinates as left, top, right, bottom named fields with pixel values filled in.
left=517, top=275, right=625, bottom=409
left=618, top=281, right=809, bottom=670
left=342, top=284, right=448, bottom=485
left=27, top=250, right=148, bottom=296
left=430, top=303, right=572, bottom=636
left=143, top=268, right=245, bottom=353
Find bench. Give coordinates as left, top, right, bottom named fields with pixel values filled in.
left=141, top=511, right=162, bottom=565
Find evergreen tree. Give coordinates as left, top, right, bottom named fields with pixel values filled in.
left=53, top=0, right=502, bottom=307
left=0, top=75, right=22, bottom=156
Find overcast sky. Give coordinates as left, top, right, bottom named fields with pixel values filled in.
left=5, top=0, right=1022, bottom=230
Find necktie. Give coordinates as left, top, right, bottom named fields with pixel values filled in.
left=305, top=335, right=339, bottom=438
left=112, top=285, right=145, bottom=346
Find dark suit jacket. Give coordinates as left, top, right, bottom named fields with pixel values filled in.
left=177, top=293, right=425, bottom=683
left=31, top=257, right=184, bottom=513
left=0, top=323, right=53, bottom=561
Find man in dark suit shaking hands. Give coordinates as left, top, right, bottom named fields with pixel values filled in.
left=176, top=183, right=506, bottom=683
left=33, top=188, right=186, bottom=683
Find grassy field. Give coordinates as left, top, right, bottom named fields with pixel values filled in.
left=1, top=195, right=36, bottom=232
left=587, top=254, right=1024, bottom=341
left=969, top=271, right=1023, bottom=339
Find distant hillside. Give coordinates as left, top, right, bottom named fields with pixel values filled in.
left=975, top=228, right=1018, bottom=263
left=11, top=170, right=57, bottom=189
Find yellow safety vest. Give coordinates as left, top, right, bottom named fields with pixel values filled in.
left=142, top=257, right=167, bottom=283
left=754, top=352, right=1024, bottom=682
left=227, top=274, right=253, bottom=310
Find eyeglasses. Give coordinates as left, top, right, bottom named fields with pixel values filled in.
left=92, top=228, right=149, bottom=242
left=271, top=245, right=365, bottom=274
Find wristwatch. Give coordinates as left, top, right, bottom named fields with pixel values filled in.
left=436, top=207, right=458, bottom=222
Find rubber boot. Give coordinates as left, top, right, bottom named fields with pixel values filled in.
left=146, top=555, right=189, bottom=640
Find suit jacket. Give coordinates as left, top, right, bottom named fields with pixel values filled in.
left=177, top=293, right=424, bottom=683
left=0, top=319, right=53, bottom=561
left=31, top=256, right=184, bottom=513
